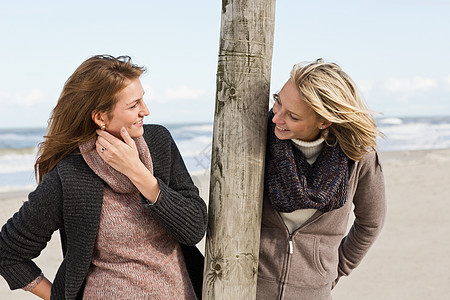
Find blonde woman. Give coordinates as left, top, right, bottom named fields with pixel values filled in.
left=257, top=59, right=386, bottom=299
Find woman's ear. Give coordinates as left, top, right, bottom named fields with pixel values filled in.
left=92, top=110, right=107, bottom=130
left=319, top=121, right=332, bottom=130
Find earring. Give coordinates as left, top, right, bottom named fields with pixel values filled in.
left=100, top=124, right=106, bottom=131
left=319, top=126, right=323, bottom=130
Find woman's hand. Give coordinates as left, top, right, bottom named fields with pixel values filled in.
left=95, top=127, right=141, bottom=177
left=95, top=127, right=160, bottom=203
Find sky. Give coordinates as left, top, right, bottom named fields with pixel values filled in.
left=0, top=0, right=449, bottom=129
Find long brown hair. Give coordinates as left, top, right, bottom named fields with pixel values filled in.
left=290, top=59, right=382, bottom=161
left=35, top=55, right=145, bottom=183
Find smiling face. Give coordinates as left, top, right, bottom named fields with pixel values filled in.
left=272, top=79, right=329, bottom=141
left=95, top=77, right=149, bottom=139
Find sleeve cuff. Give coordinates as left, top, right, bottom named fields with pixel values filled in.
left=22, top=273, right=44, bottom=292
left=142, top=188, right=161, bottom=206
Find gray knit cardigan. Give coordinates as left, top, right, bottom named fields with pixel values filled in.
left=0, top=124, right=207, bottom=299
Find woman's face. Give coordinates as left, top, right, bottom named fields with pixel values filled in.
left=272, top=79, right=325, bottom=141
left=104, top=78, right=149, bottom=138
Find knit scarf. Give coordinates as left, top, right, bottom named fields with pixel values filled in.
left=265, top=113, right=349, bottom=213
left=79, top=136, right=153, bottom=194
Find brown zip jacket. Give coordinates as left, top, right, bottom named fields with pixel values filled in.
left=257, top=150, right=386, bottom=300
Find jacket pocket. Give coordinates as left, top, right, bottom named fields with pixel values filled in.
left=289, top=235, right=338, bottom=287
left=313, top=237, right=327, bottom=277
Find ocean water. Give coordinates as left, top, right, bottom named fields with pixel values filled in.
left=1, top=116, right=450, bottom=193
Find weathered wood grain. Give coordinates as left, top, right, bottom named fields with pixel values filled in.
left=202, top=1, right=276, bottom=299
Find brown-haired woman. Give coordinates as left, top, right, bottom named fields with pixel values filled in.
left=0, top=55, right=207, bottom=299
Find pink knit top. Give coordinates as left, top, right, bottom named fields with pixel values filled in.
left=79, top=136, right=196, bottom=299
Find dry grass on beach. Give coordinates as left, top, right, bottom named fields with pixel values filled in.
left=1, top=148, right=450, bottom=299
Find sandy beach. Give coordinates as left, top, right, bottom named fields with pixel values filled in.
left=1, top=148, right=449, bottom=299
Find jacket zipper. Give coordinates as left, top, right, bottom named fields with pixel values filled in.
left=279, top=233, right=294, bottom=299
left=276, top=212, right=326, bottom=299
left=288, top=236, right=294, bottom=254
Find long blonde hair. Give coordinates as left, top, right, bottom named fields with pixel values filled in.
left=290, top=59, right=381, bottom=161
left=35, top=55, right=145, bottom=183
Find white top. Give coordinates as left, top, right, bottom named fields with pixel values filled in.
left=280, top=133, right=326, bottom=234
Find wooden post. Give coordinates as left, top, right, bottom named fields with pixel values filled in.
left=202, top=0, right=276, bottom=299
